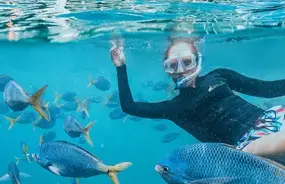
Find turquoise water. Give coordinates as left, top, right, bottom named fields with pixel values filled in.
left=1, top=0, right=285, bottom=184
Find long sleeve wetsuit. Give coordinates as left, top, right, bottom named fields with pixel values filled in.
left=116, top=64, right=285, bottom=145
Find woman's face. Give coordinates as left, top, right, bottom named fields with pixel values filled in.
left=164, top=41, right=199, bottom=85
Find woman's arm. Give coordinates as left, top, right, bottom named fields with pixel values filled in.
left=111, top=39, right=173, bottom=119
left=214, top=68, right=285, bottom=98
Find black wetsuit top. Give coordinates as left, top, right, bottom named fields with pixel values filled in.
left=116, top=65, right=285, bottom=145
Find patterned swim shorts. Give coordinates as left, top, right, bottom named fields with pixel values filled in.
left=236, top=105, right=285, bottom=150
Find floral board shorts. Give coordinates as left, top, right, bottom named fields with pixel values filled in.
left=236, top=105, right=285, bottom=150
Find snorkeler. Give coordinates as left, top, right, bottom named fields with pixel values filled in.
left=109, top=37, right=285, bottom=163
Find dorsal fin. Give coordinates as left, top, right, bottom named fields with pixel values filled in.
left=54, top=141, right=102, bottom=162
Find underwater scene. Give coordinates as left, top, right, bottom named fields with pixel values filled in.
left=1, top=0, right=285, bottom=184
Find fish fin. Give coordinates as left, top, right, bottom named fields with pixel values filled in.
left=123, top=116, right=128, bottom=124
left=53, top=92, right=62, bottom=103
left=48, top=165, right=61, bottom=176
left=82, top=122, right=94, bottom=146
left=107, top=162, right=132, bottom=184
left=39, top=135, right=43, bottom=145
left=0, top=174, right=10, bottom=181
left=16, top=178, right=20, bottom=184
left=5, top=116, right=18, bottom=130
left=20, top=172, right=31, bottom=177
left=23, top=145, right=31, bottom=163
left=15, top=157, right=21, bottom=165
left=28, top=85, right=50, bottom=122
left=87, top=75, right=95, bottom=87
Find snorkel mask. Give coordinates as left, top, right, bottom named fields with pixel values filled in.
left=163, top=52, right=202, bottom=89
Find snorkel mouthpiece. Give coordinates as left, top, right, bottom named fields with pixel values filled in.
left=174, top=53, right=202, bottom=89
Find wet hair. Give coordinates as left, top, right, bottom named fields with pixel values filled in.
left=163, top=38, right=198, bottom=61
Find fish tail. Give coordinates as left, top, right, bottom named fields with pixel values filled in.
left=29, top=85, right=50, bottom=122
left=5, top=116, right=18, bottom=130
left=53, top=92, right=62, bottom=103
left=82, top=121, right=94, bottom=146
left=107, top=162, right=132, bottom=184
left=102, top=95, right=110, bottom=108
left=87, top=75, right=95, bottom=87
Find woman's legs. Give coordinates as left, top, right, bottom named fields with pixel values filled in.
left=242, top=128, right=285, bottom=164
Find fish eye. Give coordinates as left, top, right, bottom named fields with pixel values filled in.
left=163, top=166, right=169, bottom=173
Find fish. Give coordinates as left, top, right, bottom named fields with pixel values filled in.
left=0, top=74, right=13, bottom=92
left=63, top=115, right=94, bottom=146
left=0, top=162, right=31, bottom=184
left=87, top=75, right=111, bottom=91
left=33, top=118, right=56, bottom=130
left=5, top=111, right=37, bottom=130
left=54, top=91, right=77, bottom=103
left=39, top=130, right=57, bottom=145
left=32, top=141, right=132, bottom=184
left=87, top=96, right=102, bottom=104
left=156, top=143, right=285, bottom=184
left=152, top=123, right=167, bottom=132
left=3, top=80, right=50, bottom=121
left=109, top=108, right=127, bottom=120
left=160, top=133, right=180, bottom=143
left=152, top=81, right=170, bottom=91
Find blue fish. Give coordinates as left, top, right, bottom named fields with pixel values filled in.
left=0, top=162, right=31, bottom=184
left=160, top=132, right=180, bottom=143
left=34, top=118, right=56, bottom=130
left=63, top=115, right=94, bottom=146
left=109, top=108, right=127, bottom=120
left=5, top=111, right=37, bottom=130
left=0, top=75, right=13, bottom=92
left=87, top=96, right=102, bottom=104
left=156, top=143, right=285, bottom=184
left=152, top=123, right=167, bottom=132
left=3, top=80, right=49, bottom=121
left=32, top=141, right=132, bottom=184
left=40, top=130, right=56, bottom=145
left=88, top=75, right=111, bottom=91
left=54, top=91, right=77, bottom=103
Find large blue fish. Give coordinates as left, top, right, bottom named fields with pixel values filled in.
left=155, top=143, right=285, bottom=184
left=3, top=80, right=49, bottom=121
left=0, top=161, right=30, bottom=184
left=32, top=141, right=132, bottom=184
